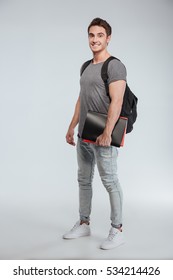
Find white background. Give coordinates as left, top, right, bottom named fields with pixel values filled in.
left=0, top=0, right=173, bottom=259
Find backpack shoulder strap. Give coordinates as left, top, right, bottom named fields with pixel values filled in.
left=101, top=56, right=120, bottom=95
left=80, top=59, right=93, bottom=76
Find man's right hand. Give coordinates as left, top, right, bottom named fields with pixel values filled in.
left=66, top=128, right=76, bottom=146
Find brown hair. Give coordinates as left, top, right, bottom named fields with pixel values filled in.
left=87, top=17, right=112, bottom=36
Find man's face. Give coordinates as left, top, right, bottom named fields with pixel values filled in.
left=88, top=25, right=111, bottom=53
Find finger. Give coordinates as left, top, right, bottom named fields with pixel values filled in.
left=67, top=137, right=75, bottom=146
left=95, top=138, right=99, bottom=145
left=66, top=135, right=73, bottom=142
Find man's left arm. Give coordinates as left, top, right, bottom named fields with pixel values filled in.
left=95, top=80, right=126, bottom=146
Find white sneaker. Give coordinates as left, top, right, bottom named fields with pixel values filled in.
left=63, top=221, right=91, bottom=239
left=100, top=227, right=125, bottom=250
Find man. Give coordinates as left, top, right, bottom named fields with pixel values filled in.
left=63, top=18, right=126, bottom=250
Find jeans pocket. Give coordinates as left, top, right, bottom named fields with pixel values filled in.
left=97, top=146, right=113, bottom=158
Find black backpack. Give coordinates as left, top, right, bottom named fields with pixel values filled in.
left=80, top=56, right=138, bottom=133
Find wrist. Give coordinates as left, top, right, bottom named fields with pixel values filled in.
left=103, top=128, right=112, bottom=137
left=68, top=124, right=75, bottom=131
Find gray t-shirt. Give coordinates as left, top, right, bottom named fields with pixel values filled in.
left=78, top=59, right=127, bottom=137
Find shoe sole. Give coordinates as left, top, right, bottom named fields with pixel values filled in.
left=63, top=232, right=91, bottom=239
left=100, top=240, right=125, bottom=250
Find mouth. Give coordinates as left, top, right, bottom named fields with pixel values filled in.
left=91, top=43, right=101, bottom=47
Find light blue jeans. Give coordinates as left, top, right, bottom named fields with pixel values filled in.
left=77, top=138, right=123, bottom=228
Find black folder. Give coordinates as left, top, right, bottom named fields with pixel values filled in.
left=81, top=111, right=127, bottom=147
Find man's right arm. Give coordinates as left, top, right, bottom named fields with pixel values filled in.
left=65, top=96, right=80, bottom=146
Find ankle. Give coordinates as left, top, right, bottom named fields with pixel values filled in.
left=112, top=223, right=122, bottom=232
left=80, top=220, right=90, bottom=225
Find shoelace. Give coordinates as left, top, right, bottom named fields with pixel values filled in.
left=71, top=222, right=80, bottom=232
left=107, top=230, right=118, bottom=241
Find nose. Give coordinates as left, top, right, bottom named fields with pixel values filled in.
left=92, top=35, right=98, bottom=43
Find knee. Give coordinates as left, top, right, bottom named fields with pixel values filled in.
left=78, top=167, right=94, bottom=187
left=104, top=183, right=117, bottom=193
left=78, top=174, right=92, bottom=189
left=101, top=176, right=120, bottom=193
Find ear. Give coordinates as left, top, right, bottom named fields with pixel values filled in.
left=107, top=35, right=111, bottom=44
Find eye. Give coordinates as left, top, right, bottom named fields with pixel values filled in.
left=98, top=33, right=104, bottom=38
left=88, top=33, right=94, bottom=38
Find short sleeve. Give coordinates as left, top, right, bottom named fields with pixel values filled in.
left=107, top=59, right=127, bottom=84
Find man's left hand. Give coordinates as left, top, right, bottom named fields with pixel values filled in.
left=95, top=132, right=112, bottom=146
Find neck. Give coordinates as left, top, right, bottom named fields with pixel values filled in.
left=92, top=50, right=111, bottom=64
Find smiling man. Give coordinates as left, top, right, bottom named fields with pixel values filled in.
left=63, top=18, right=127, bottom=250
